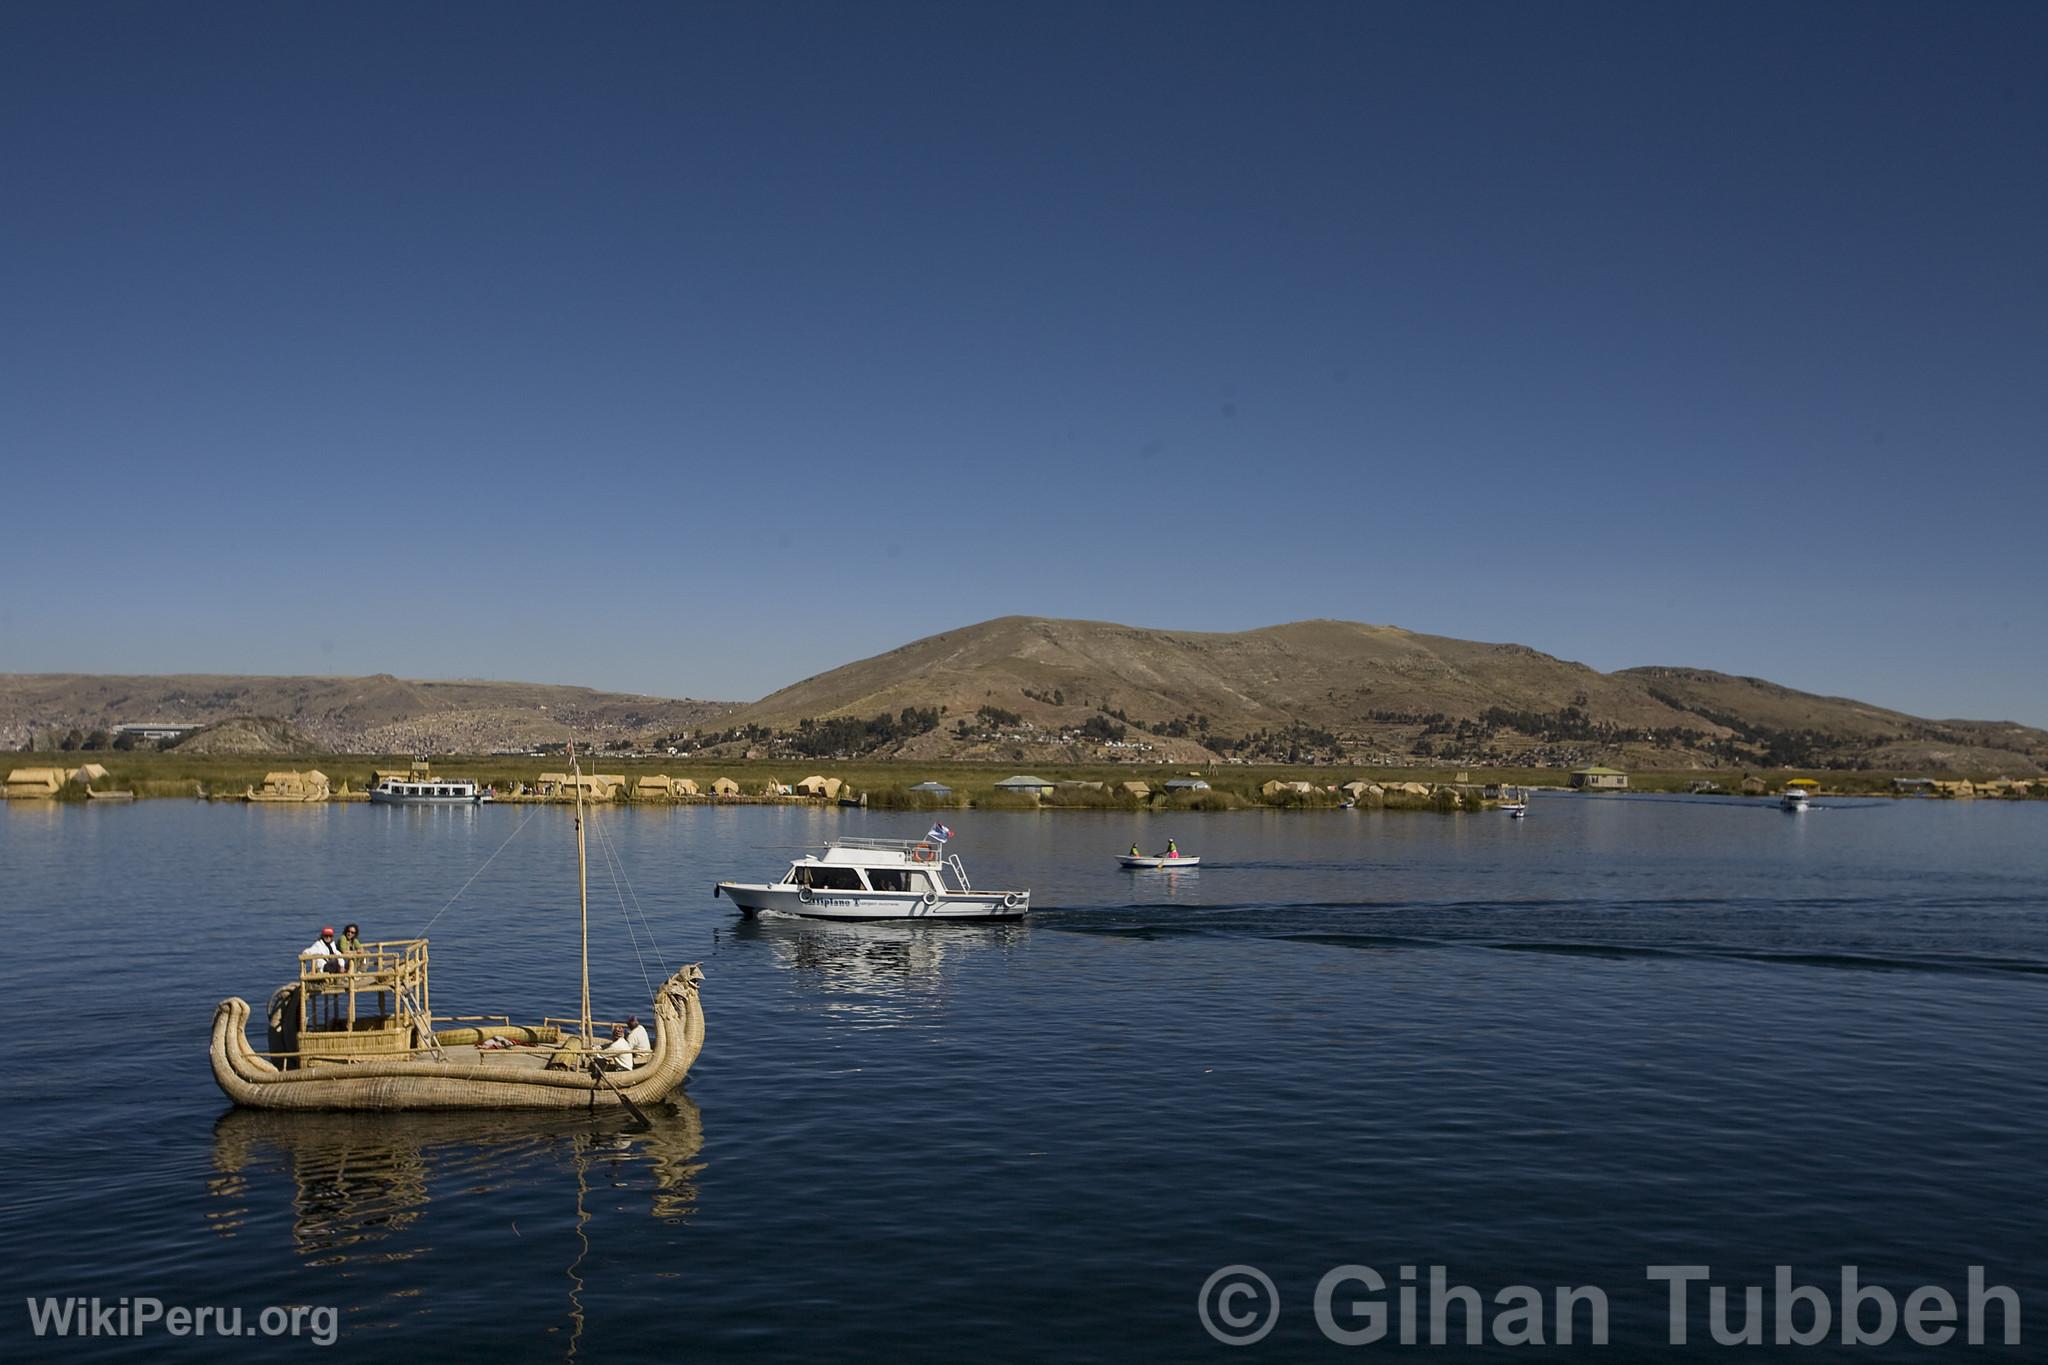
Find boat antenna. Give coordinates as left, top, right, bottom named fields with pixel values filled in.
left=570, top=738, right=592, bottom=1049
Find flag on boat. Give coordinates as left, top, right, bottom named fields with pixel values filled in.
left=926, top=822, right=954, bottom=844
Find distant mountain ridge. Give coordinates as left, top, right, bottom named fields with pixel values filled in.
left=0, top=673, right=736, bottom=754
left=5, top=618, right=2043, bottom=772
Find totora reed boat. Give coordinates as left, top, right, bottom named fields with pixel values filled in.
left=211, top=749, right=705, bottom=1111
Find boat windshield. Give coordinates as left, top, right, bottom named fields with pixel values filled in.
left=792, top=865, right=865, bottom=891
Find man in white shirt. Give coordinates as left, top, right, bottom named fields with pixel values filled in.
left=300, top=926, right=342, bottom=973
left=625, top=1014, right=651, bottom=1065
left=602, top=1023, right=636, bottom=1072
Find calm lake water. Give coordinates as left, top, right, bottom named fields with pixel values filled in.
left=2, top=795, right=2043, bottom=1360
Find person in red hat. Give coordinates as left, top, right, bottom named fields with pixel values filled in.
left=299, top=925, right=343, bottom=973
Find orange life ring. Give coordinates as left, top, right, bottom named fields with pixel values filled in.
left=911, top=843, right=936, bottom=863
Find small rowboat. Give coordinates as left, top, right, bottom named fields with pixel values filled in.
left=1118, top=855, right=1201, bottom=869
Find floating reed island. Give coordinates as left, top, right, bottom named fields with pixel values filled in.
left=9, top=753, right=2039, bottom=809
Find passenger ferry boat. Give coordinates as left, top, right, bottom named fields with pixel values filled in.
left=714, top=836, right=1030, bottom=921
left=369, top=768, right=493, bottom=805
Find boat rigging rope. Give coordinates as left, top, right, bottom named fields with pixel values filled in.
left=588, top=808, right=669, bottom=977
left=589, top=808, right=655, bottom=1001
left=414, top=802, right=539, bottom=937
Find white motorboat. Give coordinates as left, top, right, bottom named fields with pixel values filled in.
left=369, top=774, right=492, bottom=805
left=1502, top=803, right=1528, bottom=819
left=714, top=836, right=1028, bottom=920
left=1780, top=788, right=1811, bottom=811
left=1117, top=854, right=1201, bottom=869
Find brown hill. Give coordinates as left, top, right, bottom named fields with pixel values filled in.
left=742, top=618, right=1690, bottom=727
left=733, top=617, right=2048, bottom=772
left=1618, top=667, right=2048, bottom=773
left=170, top=716, right=319, bottom=754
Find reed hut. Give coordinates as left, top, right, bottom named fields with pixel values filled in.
left=710, top=777, right=741, bottom=798
left=1118, top=780, right=1152, bottom=799
left=72, top=763, right=111, bottom=785
left=634, top=775, right=681, bottom=800
left=5, top=767, right=66, bottom=798
left=670, top=777, right=700, bottom=797
left=795, top=775, right=831, bottom=797
left=249, top=770, right=331, bottom=803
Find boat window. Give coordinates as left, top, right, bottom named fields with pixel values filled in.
left=812, top=866, right=865, bottom=891
left=868, top=869, right=908, bottom=892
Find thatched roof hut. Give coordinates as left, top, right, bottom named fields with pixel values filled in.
left=251, top=769, right=331, bottom=802
left=1118, top=780, right=1152, bottom=798
left=795, top=775, right=831, bottom=796
left=5, top=767, right=66, bottom=797
left=710, top=777, right=741, bottom=797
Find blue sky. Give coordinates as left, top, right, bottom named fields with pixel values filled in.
left=3, top=2, right=2043, bottom=722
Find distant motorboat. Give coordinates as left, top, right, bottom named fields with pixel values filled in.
left=370, top=765, right=492, bottom=805
left=1503, top=804, right=1528, bottom=819
left=715, top=836, right=1028, bottom=920
left=1118, top=854, right=1200, bottom=869
left=1780, top=788, right=1811, bottom=811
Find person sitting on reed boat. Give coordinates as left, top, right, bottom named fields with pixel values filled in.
left=602, top=1023, right=637, bottom=1072
left=299, top=926, right=344, bottom=973
left=626, top=1014, right=651, bottom=1065
left=337, top=923, right=363, bottom=964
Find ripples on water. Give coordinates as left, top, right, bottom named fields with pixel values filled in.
left=0, top=796, right=2043, bottom=1359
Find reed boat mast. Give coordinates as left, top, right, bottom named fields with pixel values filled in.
left=571, top=741, right=592, bottom=1048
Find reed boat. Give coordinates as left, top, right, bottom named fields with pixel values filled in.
left=211, top=749, right=705, bottom=1111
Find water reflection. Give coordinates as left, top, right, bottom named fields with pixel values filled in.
left=721, top=915, right=1023, bottom=1023
left=208, top=1096, right=706, bottom=1261
left=1123, top=867, right=1201, bottom=900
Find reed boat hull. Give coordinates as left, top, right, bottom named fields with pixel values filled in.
left=211, top=964, right=705, bottom=1111
left=715, top=882, right=1027, bottom=920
